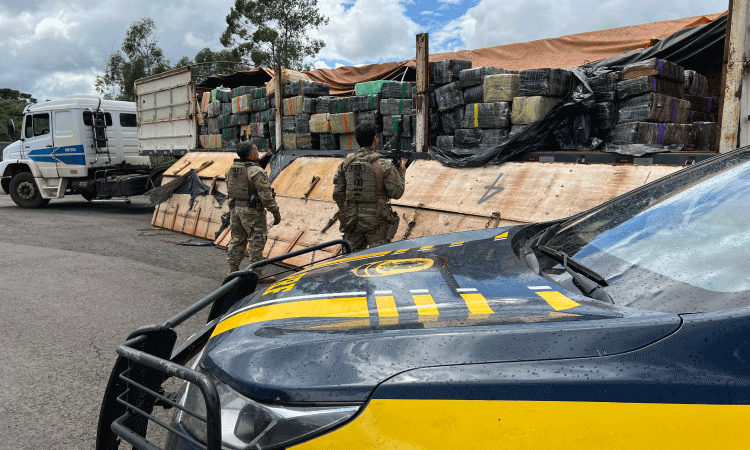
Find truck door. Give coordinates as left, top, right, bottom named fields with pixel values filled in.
left=24, top=112, right=58, bottom=178
left=53, top=110, right=85, bottom=178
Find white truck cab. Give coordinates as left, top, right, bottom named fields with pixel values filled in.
left=1, top=95, right=159, bottom=208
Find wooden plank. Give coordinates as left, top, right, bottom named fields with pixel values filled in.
left=275, top=64, right=283, bottom=152
left=395, top=160, right=681, bottom=223
left=271, top=157, right=344, bottom=200
left=166, top=152, right=236, bottom=178
left=415, top=32, right=429, bottom=153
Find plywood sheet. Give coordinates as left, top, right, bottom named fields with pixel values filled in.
left=396, top=160, right=681, bottom=223
left=165, top=152, right=236, bottom=178
left=271, top=157, right=344, bottom=200
left=392, top=206, right=521, bottom=241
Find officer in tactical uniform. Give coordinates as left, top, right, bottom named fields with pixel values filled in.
left=332, top=122, right=406, bottom=251
left=225, top=142, right=281, bottom=280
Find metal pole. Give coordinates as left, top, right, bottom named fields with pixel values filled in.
left=718, top=0, right=750, bottom=152
left=274, top=64, right=283, bottom=152
left=415, top=33, right=429, bottom=153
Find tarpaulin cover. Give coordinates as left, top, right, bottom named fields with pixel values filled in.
left=146, top=169, right=226, bottom=209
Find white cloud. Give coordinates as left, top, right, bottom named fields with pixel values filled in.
left=314, top=0, right=420, bottom=64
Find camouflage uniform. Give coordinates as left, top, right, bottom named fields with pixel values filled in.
left=225, top=159, right=279, bottom=273
left=332, top=149, right=405, bottom=251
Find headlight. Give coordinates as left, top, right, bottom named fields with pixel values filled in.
left=176, top=371, right=360, bottom=449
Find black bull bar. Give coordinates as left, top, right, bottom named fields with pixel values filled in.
left=96, top=240, right=352, bottom=450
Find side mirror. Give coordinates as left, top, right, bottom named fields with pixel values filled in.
left=7, top=118, right=15, bottom=138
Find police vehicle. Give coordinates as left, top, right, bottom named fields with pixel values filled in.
left=97, top=147, right=750, bottom=449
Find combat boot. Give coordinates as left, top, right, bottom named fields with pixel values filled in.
left=253, top=268, right=276, bottom=283
left=227, top=264, right=239, bottom=275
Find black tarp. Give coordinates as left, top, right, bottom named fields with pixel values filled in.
left=145, top=169, right=226, bottom=209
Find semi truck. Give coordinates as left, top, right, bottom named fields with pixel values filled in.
left=0, top=95, right=167, bottom=208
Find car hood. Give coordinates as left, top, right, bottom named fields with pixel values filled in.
left=203, top=227, right=680, bottom=403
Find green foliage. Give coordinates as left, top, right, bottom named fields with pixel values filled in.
left=192, top=48, right=246, bottom=84
left=0, top=89, right=36, bottom=141
left=220, top=0, right=328, bottom=70
left=95, top=18, right=170, bottom=101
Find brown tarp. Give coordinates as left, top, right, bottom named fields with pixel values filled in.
left=305, top=12, right=726, bottom=95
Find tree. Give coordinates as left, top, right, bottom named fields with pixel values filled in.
left=0, top=89, right=36, bottom=141
left=192, top=48, right=246, bottom=83
left=95, top=18, right=170, bottom=101
left=220, top=0, right=328, bottom=71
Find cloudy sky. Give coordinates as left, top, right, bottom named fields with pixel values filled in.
left=0, top=0, right=728, bottom=101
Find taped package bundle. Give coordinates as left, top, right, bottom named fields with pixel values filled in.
left=339, top=133, right=360, bottom=151
left=621, top=58, right=685, bottom=84
left=319, top=133, right=339, bottom=150
left=250, top=137, right=273, bottom=150
left=480, top=129, right=509, bottom=147
left=439, top=108, right=465, bottom=135
left=689, top=111, right=717, bottom=123
left=309, top=113, right=331, bottom=133
left=295, top=114, right=311, bottom=135
left=689, top=122, right=716, bottom=151
left=588, top=72, right=619, bottom=102
left=329, top=97, right=352, bottom=114
left=244, top=123, right=269, bottom=138
left=206, top=102, right=222, bottom=118
left=230, top=114, right=249, bottom=127
left=436, top=135, right=454, bottom=147
left=354, top=80, right=387, bottom=96
left=301, top=98, right=318, bottom=114
left=351, top=94, right=381, bottom=112
left=382, top=82, right=414, bottom=99
left=232, top=95, right=250, bottom=115
left=252, top=97, right=275, bottom=112
left=221, top=103, right=232, bottom=115
left=618, top=93, right=690, bottom=124
left=684, top=70, right=709, bottom=97
left=222, top=127, right=240, bottom=142
left=462, top=102, right=511, bottom=129
left=316, top=97, right=333, bottom=113
left=256, top=108, right=276, bottom=123
left=200, top=135, right=223, bottom=149
left=592, top=103, right=618, bottom=130
left=282, top=116, right=295, bottom=132
left=206, top=118, right=220, bottom=135
left=218, top=114, right=232, bottom=129
left=284, top=80, right=330, bottom=98
left=296, top=134, right=317, bottom=150
left=283, top=133, right=297, bottom=150
left=357, top=110, right=383, bottom=132
left=382, top=115, right=402, bottom=137
left=435, top=82, right=464, bottom=112
left=266, top=69, right=309, bottom=97
left=511, top=96, right=561, bottom=125
left=519, top=68, right=572, bottom=97
left=330, top=112, right=357, bottom=134
left=380, top=98, right=413, bottom=116
left=462, top=86, right=483, bottom=104
left=616, top=76, right=684, bottom=101
left=612, top=122, right=691, bottom=145
left=282, top=96, right=305, bottom=116
left=483, top=74, right=520, bottom=103
left=685, top=95, right=717, bottom=113
left=431, top=59, right=472, bottom=85
left=214, top=88, right=232, bottom=103
left=459, top=67, right=511, bottom=88
left=401, top=114, right=414, bottom=137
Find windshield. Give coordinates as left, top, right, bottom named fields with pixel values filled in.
left=538, top=150, right=750, bottom=314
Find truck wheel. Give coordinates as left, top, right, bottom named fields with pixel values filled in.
left=81, top=191, right=96, bottom=201
left=9, top=172, right=47, bottom=208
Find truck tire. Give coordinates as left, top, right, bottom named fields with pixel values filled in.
left=9, top=172, right=48, bottom=208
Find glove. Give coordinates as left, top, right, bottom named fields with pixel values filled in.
left=271, top=209, right=281, bottom=225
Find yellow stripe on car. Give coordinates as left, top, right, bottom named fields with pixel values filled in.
left=211, top=296, right=369, bottom=337
left=293, top=399, right=750, bottom=449
left=461, top=293, right=495, bottom=315
left=536, top=291, right=580, bottom=311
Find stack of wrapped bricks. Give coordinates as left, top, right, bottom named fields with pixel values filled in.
left=281, top=80, right=331, bottom=150
left=592, top=58, right=716, bottom=151
left=198, top=86, right=277, bottom=150
left=511, top=68, right=571, bottom=138
left=379, top=81, right=415, bottom=151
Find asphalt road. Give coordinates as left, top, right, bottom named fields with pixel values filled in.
left=0, top=194, right=277, bottom=449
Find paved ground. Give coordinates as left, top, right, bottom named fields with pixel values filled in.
left=0, top=194, right=283, bottom=449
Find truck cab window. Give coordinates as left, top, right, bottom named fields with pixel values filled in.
left=119, top=113, right=137, bottom=127
left=83, top=111, right=113, bottom=126
left=25, top=113, right=51, bottom=138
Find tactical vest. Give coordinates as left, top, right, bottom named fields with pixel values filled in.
left=226, top=160, right=259, bottom=202
left=344, top=152, right=388, bottom=204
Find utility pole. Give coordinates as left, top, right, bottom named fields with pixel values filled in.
left=719, top=0, right=750, bottom=152
left=415, top=33, right=429, bottom=153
